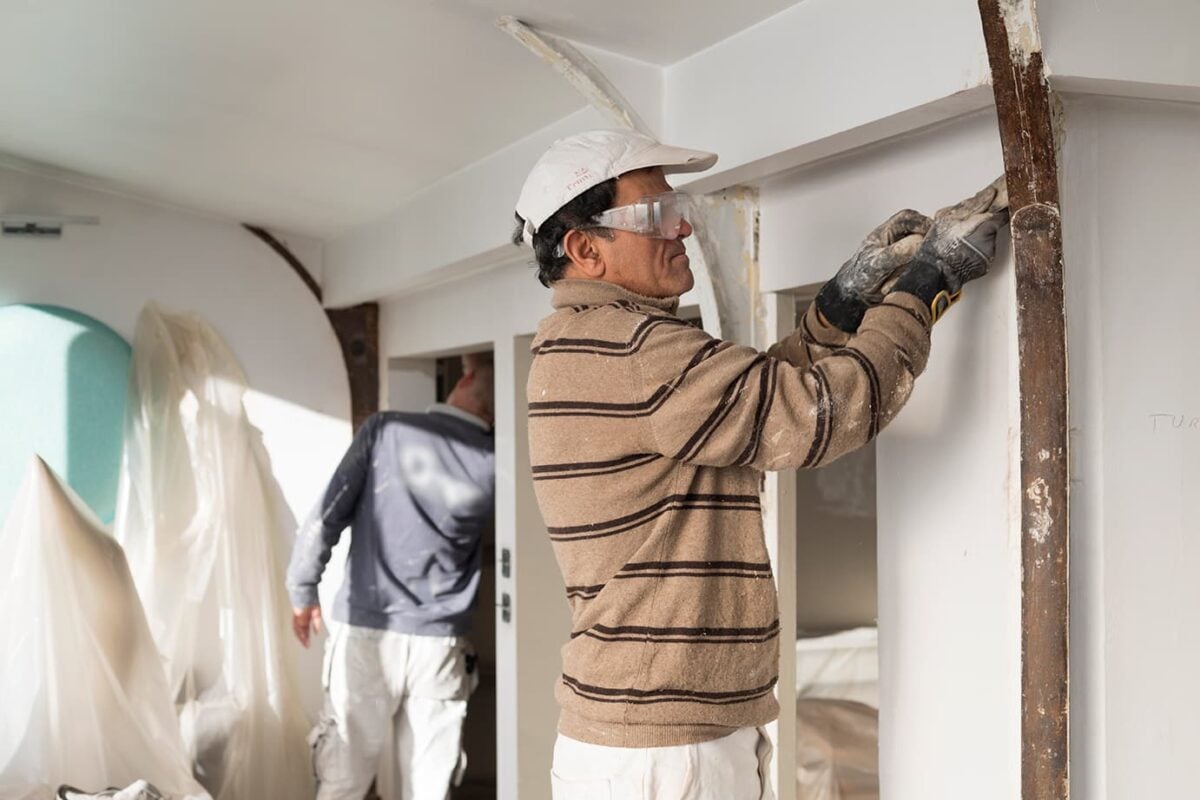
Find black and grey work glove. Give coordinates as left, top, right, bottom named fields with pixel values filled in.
left=887, top=175, right=1010, bottom=321
left=912, top=175, right=1010, bottom=293
left=816, top=209, right=932, bottom=332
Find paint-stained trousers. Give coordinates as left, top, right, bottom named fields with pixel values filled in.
left=550, top=726, right=776, bottom=800
left=310, top=623, right=477, bottom=800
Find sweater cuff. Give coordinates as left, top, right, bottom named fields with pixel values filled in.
left=288, top=584, right=320, bottom=609
left=815, top=279, right=870, bottom=334
left=889, top=259, right=947, bottom=306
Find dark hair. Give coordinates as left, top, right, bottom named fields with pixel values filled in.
left=512, top=178, right=617, bottom=287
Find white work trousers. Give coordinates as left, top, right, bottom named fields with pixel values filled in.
left=310, top=624, right=477, bottom=800
left=550, top=726, right=775, bottom=800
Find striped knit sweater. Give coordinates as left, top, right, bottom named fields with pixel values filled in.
left=527, top=278, right=933, bottom=747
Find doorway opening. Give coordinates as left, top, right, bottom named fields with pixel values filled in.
left=438, top=351, right=498, bottom=800
left=383, top=350, right=497, bottom=800
left=790, top=291, right=880, bottom=800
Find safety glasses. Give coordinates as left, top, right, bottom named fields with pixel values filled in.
left=589, top=191, right=694, bottom=240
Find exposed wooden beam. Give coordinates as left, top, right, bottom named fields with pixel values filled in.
left=326, top=303, right=380, bottom=431
left=976, top=2, right=1070, bottom=798
left=243, top=224, right=323, bottom=302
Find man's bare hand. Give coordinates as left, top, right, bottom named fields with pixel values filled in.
left=292, top=604, right=323, bottom=648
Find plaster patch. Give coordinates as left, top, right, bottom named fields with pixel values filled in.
left=999, top=0, right=1043, bottom=65
left=1026, top=476, right=1053, bottom=544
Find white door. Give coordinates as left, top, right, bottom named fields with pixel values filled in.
left=493, top=334, right=572, bottom=800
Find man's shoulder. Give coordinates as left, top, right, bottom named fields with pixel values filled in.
left=370, top=408, right=486, bottom=436
left=531, top=300, right=693, bottom=358
left=365, top=409, right=421, bottom=430
left=360, top=411, right=440, bottom=447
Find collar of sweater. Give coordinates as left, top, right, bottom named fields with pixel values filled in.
left=550, top=278, right=680, bottom=316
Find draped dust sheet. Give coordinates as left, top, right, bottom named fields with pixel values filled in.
left=115, top=304, right=313, bottom=800
left=0, top=456, right=209, bottom=800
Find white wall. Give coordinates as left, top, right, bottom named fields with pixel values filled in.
left=663, top=0, right=992, bottom=191
left=0, top=162, right=352, bottom=717
left=324, top=107, right=610, bottom=308
left=1061, top=94, right=1200, bottom=800
left=1041, top=0, right=1200, bottom=99
left=379, top=260, right=552, bottom=359
left=387, top=358, right=437, bottom=412
left=759, top=109, right=1021, bottom=799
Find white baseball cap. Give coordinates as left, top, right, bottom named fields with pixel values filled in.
left=515, top=129, right=717, bottom=242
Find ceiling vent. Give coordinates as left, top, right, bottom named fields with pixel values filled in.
left=0, top=214, right=99, bottom=238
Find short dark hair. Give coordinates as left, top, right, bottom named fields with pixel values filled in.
left=512, top=178, right=617, bottom=287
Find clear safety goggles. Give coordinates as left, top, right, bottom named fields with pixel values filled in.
left=589, top=190, right=695, bottom=240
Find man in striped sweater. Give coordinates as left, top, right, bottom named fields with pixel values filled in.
left=513, top=130, right=1008, bottom=799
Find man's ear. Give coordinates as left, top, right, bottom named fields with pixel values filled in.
left=562, top=229, right=606, bottom=279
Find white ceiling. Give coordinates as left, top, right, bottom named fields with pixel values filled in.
left=0, top=0, right=799, bottom=239
left=461, top=0, right=801, bottom=64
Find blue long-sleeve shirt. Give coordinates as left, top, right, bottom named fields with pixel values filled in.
left=286, top=405, right=495, bottom=636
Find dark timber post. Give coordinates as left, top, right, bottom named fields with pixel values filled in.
left=325, top=303, right=380, bottom=431
left=976, top=3, right=1070, bottom=799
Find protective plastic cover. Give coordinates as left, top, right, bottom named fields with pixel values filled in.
left=0, top=456, right=209, bottom=800
left=795, top=627, right=879, bottom=708
left=114, top=304, right=313, bottom=800
left=795, top=699, right=879, bottom=800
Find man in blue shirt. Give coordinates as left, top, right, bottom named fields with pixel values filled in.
left=287, top=353, right=495, bottom=800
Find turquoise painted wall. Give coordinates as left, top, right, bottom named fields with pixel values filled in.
left=0, top=304, right=131, bottom=524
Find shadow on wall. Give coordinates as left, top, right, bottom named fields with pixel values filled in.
left=0, top=304, right=130, bottom=524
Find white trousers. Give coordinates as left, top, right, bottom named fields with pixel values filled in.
left=550, top=727, right=775, bottom=800
left=310, top=624, right=477, bottom=800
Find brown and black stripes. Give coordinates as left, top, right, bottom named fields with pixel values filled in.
left=565, top=582, right=606, bottom=600
left=546, top=493, right=761, bottom=542
left=835, top=346, right=881, bottom=440
left=800, top=364, right=834, bottom=468
left=614, top=560, right=774, bottom=581
left=570, top=619, right=780, bottom=645
left=529, top=338, right=727, bottom=419
left=563, top=560, right=773, bottom=601
left=532, top=452, right=662, bottom=482
left=531, top=312, right=692, bottom=357
left=673, top=354, right=767, bottom=462
left=735, top=358, right=780, bottom=467
left=560, top=674, right=778, bottom=706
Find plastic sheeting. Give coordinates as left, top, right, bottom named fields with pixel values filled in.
left=0, top=456, right=209, bottom=800
left=795, top=699, right=879, bottom=800
left=114, top=304, right=313, bottom=800
left=60, top=781, right=175, bottom=800
left=795, top=629, right=881, bottom=799
left=796, top=627, right=879, bottom=708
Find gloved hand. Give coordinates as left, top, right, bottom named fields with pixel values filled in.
left=816, top=209, right=931, bottom=332
left=832, top=209, right=932, bottom=304
left=912, top=175, right=1009, bottom=292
